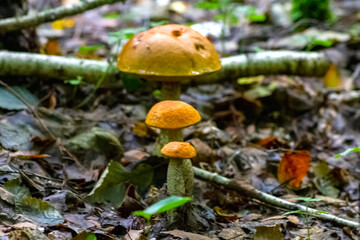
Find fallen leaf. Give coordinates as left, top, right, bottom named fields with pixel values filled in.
left=43, top=39, right=62, bottom=56
left=52, top=18, right=75, bottom=30
left=277, top=150, right=311, bottom=188
left=86, top=161, right=154, bottom=208
left=133, top=122, right=157, bottom=137
left=4, top=178, right=63, bottom=225
left=218, top=227, right=246, bottom=240
left=214, top=206, right=238, bottom=222
left=121, top=149, right=149, bottom=166
left=323, top=64, right=343, bottom=89
left=0, top=86, right=38, bottom=110
left=313, top=161, right=340, bottom=197
left=162, top=230, right=211, bottom=240
left=252, top=224, right=284, bottom=240
left=258, top=137, right=286, bottom=149
left=123, top=230, right=144, bottom=240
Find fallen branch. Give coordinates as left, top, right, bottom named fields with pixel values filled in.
left=0, top=0, right=124, bottom=34
left=0, top=50, right=330, bottom=85
left=193, top=167, right=360, bottom=229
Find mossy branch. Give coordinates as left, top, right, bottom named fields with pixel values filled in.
left=0, top=50, right=330, bottom=84
left=0, top=0, right=124, bottom=34
left=193, top=167, right=360, bottom=229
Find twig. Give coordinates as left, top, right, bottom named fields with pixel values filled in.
left=0, top=50, right=330, bottom=85
left=0, top=80, right=56, bottom=140
left=193, top=167, right=360, bottom=228
left=0, top=80, right=84, bottom=170
left=0, top=0, right=124, bottom=34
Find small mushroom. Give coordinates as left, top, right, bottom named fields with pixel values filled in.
left=145, top=100, right=201, bottom=156
left=117, top=24, right=221, bottom=100
left=161, top=141, right=196, bottom=196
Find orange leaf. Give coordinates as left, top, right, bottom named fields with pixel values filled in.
left=277, top=150, right=311, bottom=188
left=258, top=137, right=282, bottom=149
left=42, top=39, right=62, bottom=56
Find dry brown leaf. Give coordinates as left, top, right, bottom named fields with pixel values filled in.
left=258, top=137, right=285, bottom=149
left=214, top=206, right=238, bottom=222
left=162, top=230, right=211, bottom=240
left=277, top=150, right=311, bottom=188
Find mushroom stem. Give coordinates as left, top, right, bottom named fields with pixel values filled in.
left=161, top=82, right=181, bottom=100
left=167, top=158, right=194, bottom=196
left=154, top=129, right=183, bottom=156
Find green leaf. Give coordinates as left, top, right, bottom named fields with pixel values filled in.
left=248, top=13, right=266, bottom=22
left=0, top=86, right=38, bottom=110
left=4, top=179, right=63, bottom=225
left=102, top=13, right=121, bottom=19
left=198, top=1, right=220, bottom=9
left=87, top=160, right=154, bottom=208
left=78, top=45, right=104, bottom=53
left=133, top=196, right=192, bottom=221
left=108, top=28, right=146, bottom=44
left=283, top=210, right=301, bottom=215
left=335, top=146, right=360, bottom=158
left=64, top=76, right=83, bottom=85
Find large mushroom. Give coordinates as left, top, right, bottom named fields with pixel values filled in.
left=161, top=141, right=196, bottom=197
left=145, top=100, right=200, bottom=156
left=117, top=24, right=221, bottom=100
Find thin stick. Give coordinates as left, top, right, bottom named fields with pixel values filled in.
left=193, top=167, right=360, bottom=229
left=0, top=0, right=124, bottom=34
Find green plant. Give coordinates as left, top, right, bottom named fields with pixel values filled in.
left=197, top=0, right=265, bottom=55
left=284, top=197, right=328, bottom=240
left=133, top=196, right=192, bottom=222
left=291, top=0, right=334, bottom=23
left=335, top=145, right=360, bottom=158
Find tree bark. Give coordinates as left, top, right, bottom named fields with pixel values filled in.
left=0, top=50, right=331, bottom=85
left=0, top=0, right=125, bottom=34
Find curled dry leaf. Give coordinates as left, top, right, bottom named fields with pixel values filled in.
left=277, top=150, right=312, bottom=188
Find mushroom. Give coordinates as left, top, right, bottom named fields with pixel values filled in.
left=161, top=141, right=196, bottom=196
left=117, top=24, right=221, bottom=100
left=145, top=100, right=201, bottom=156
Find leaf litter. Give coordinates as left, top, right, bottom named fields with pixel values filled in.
left=0, top=0, right=360, bottom=239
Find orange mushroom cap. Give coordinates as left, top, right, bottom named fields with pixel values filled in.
left=161, top=142, right=196, bottom=159
left=145, top=101, right=201, bottom=129
left=117, top=24, right=221, bottom=81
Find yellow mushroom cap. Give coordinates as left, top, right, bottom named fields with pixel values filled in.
left=145, top=101, right=201, bottom=129
left=161, top=142, right=196, bottom=159
left=117, top=24, right=221, bottom=81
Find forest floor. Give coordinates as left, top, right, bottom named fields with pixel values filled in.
left=0, top=0, right=359, bottom=239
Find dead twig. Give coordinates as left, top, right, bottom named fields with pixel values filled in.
left=193, top=167, right=360, bottom=229
left=0, top=0, right=124, bottom=34
left=0, top=50, right=330, bottom=85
